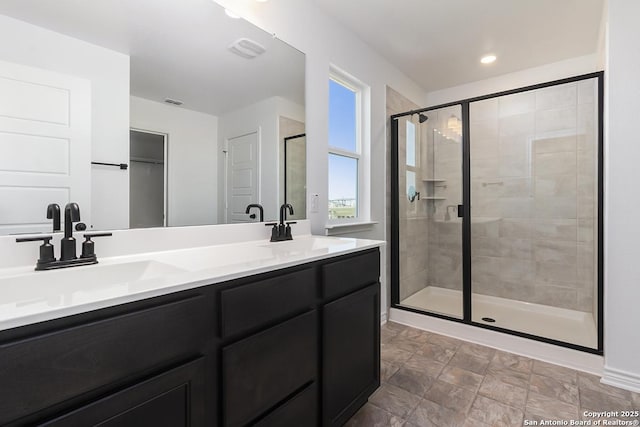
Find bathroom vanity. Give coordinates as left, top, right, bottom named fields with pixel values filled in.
left=0, top=228, right=382, bottom=427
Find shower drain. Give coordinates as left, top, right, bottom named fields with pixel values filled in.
left=481, top=317, right=496, bottom=323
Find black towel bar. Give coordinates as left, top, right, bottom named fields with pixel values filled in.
left=91, top=162, right=128, bottom=170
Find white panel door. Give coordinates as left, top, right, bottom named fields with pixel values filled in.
left=226, top=132, right=259, bottom=223
left=0, top=60, right=91, bottom=235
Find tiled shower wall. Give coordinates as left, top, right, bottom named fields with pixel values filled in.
left=426, top=108, right=464, bottom=293
left=469, top=79, right=598, bottom=312
left=387, top=87, right=432, bottom=301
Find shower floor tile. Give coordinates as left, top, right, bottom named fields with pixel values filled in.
left=400, top=286, right=597, bottom=348
left=346, top=322, right=639, bottom=427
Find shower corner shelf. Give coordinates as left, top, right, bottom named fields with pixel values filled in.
left=422, top=178, right=446, bottom=182
left=423, top=197, right=446, bottom=200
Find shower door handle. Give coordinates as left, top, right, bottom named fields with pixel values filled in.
left=457, top=204, right=464, bottom=218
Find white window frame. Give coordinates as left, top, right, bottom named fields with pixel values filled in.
left=327, top=65, right=371, bottom=227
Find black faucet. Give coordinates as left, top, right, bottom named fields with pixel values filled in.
left=265, top=204, right=296, bottom=242
left=245, top=203, right=264, bottom=222
left=280, top=203, right=294, bottom=224
left=61, top=202, right=81, bottom=261
left=46, top=204, right=61, bottom=232
left=17, top=203, right=112, bottom=271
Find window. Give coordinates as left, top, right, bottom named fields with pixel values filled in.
left=406, top=121, right=419, bottom=205
left=328, top=68, right=369, bottom=222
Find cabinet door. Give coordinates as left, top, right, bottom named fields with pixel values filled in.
left=253, top=383, right=317, bottom=427
left=222, top=311, right=317, bottom=427
left=40, top=358, right=206, bottom=427
left=322, top=283, right=380, bottom=427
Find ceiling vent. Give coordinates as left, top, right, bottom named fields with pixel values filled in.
left=164, top=98, right=183, bottom=106
left=228, top=38, right=266, bottom=59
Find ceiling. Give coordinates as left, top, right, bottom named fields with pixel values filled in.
left=310, top=0, right=605, bottom=92
left=0, top=0, right=305, bottom=116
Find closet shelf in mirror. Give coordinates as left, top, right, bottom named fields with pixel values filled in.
left=130, top=157, right=165, bottom=165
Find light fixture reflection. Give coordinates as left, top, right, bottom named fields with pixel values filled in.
left=447, top=114, right=462, bottom=134
left=481, top=55, right=497, bottom=64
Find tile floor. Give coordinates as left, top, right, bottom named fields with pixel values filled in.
left=346, top=321, right=640, bottom=427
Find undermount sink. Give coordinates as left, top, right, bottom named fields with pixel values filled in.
left=0, top=260, right=187, bottom=305
left=153, top=244, right=276, bottom=271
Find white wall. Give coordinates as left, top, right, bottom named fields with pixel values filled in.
left=425, top=54, right=600, bottom=106
left=0, top=15, right=130, bottom=231
left=602, top=0, right=640, bottom=393
left=130, top=96, right=218, bottom=226
left=218, top=96, right=305, bottom=222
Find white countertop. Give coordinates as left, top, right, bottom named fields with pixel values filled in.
left=0, top=235, right=384, bottom=332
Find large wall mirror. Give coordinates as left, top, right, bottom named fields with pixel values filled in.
left=0, top=0, right=305, bottom=235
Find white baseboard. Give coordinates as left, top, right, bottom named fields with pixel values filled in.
left=389, top=308, right=604, bottom=375
left=602, top=366, right=640, bottom=393
left=380, top=310, right=388, bottom=325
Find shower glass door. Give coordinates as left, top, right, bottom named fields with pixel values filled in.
left=392, top=73, right=602, bottom=353
left=394, top=105, right=464, bottom=319
left=469, top=77, right=600, bottom=349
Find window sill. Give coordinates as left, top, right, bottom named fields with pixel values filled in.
left=325, top=221, right=378, bottom=236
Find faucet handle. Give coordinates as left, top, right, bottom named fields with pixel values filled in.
left=264, top=222, right=281, bottom=242
left=83, top=232, right=112, bottom=238
left=81, top=233, right=112, bottom=259
left=16, top=235, right=53, bottom=243
left=16, top=235, right=55, bottom=265
left=284, top=222, right=296, bottom=240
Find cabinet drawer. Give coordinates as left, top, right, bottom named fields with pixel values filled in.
left=321, top=250, right=379, bottom=300
left=0, top=295, right=210, bottom=425
left=220, top=267, right=314, bottom=338
left=222, top=311, right=317, bottom=427
left=40, top=357, right=206, bottom=427
left=254, top=382, right=317, bottom=427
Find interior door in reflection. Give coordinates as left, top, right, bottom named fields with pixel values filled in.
left=226, top=131, right=259, bottom=223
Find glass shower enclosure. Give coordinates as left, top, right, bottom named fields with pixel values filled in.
left=391, top=73, right=603, bottom=352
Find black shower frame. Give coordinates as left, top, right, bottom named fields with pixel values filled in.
left=390, top=71, right=604, bottom=355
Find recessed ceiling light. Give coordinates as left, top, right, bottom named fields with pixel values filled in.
left=481, top=55, right=497, bottom=64
left=225, top=9, right=241, bottom=19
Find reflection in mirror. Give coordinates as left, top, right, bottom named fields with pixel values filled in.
left=129, top=130, right=167, bottom=229
left=0, top=0, right=305, bottom=235
left=280, top=117, right=306, bottom=221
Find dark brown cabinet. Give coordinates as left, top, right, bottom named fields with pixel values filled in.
left=0, top=247, right=380, bottom=427
left=40, top=358, right=207, bottom=427
left=222, top=311, right=317, bottom=426
left=0, top=294, right=212, bottom=426
left=322, top=282, right=380, bottom=426
left=253, top=383, right=317, bottom=427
